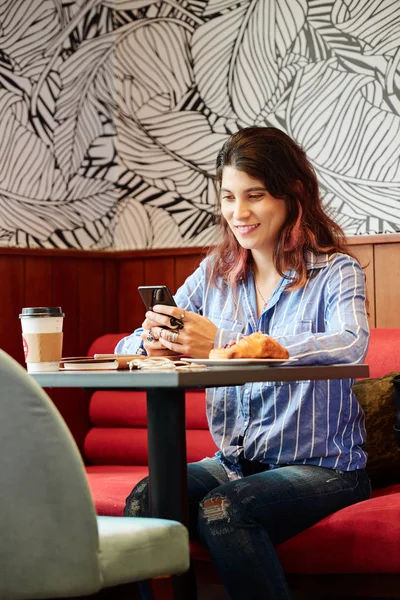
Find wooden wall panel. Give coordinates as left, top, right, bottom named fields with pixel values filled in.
left=48, top=387, right=90, bottom=454
left=0, top=255, right=25, bottom=364
left=104, top=259, right=119, bottom=333
left=52, top=257, right=96, bottom=451
left=347, top=244, right=375, bottom=328
left=144, top=257, right=175, bottom=289
left=374, top=243, right=400, bottom=327
left=24, top=256, right=52, bottom=308
left=175, top=253, right=204, bottom=290
left=50, top=256, right=88, bottom=452
left=78, top=259, right=107, bottom=354
left=51, top=258, right=79, bottom=358
left=118, top=259, right=144, bottom=333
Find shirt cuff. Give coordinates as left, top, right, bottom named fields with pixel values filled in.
left=114, top=334, right=146, bottom=355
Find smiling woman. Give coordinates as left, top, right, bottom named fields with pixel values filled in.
left=212, top=127, right=350, bottom=294
left=220, top=166, right=288, bottom=255
left=116, top=126, right=371, bottom=600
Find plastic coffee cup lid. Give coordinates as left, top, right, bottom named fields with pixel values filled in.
left=19, top=307, right=65, bottom=318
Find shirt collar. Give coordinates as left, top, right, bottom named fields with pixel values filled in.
left=244, top=251, right=334, bottom=289
left=304, top=251, right=333, bottom=270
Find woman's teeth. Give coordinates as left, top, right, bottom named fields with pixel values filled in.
left=236, top=224, right=259, bottom=233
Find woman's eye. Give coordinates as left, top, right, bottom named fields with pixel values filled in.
left=249, top=194, right=263, bottom=200
left=221, top=195, right=234, bottom=202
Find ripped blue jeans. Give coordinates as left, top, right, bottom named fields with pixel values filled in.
left=124, top=458, right=371, bottom=600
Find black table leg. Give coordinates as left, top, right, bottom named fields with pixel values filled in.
left=146, top=388, right=197, bottom=600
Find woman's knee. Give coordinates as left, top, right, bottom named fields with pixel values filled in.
left=197, top=480, right=254, bottom=542
left=123, top=476, right=150, bottom=517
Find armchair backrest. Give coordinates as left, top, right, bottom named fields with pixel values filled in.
left=0, top=350, right=102, bottom=599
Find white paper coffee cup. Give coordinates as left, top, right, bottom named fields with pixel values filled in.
left=19, top=307, right=64, bottom=372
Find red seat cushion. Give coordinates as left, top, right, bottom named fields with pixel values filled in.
left=86, top=462, right=400, bottom=574
left=191, top=485, right=400, bottom=574
left=86, top=465, right=148, bottom=516
left=277, top=484, right=400, bottom=574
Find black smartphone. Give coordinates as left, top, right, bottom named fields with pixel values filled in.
left=138, top=286, right=184, bottom=329
left=138, top=285, right=177, bottom=311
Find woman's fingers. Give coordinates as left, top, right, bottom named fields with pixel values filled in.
left=142, top=316, right=163, bottom=331
left=158, top=332, right=182, bottom=353
left=151, top=326, right=164, bottom=339
left=159, top=328, right=181, bottom=345
left=158, top=314, right=217, bottom=358
left=144, top=310, right=172, bottom=328
left=147, top=307, right=188, bottom=331
left=141, top=327, right=180, bottom=356
left=143, top=308, right=217, bottom=358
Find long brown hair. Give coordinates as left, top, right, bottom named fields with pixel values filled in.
left=209, top=127, right=350, bottom=289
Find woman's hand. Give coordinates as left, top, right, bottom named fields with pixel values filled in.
left=141, top=305, right=217, bottom=358
left=141, top=314, right=179, bottom=357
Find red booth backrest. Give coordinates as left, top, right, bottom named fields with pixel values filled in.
left=84, top=334, right=218, bottom=466
left=366, top=328, right=400, bottom=379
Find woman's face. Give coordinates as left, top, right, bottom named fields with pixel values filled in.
left=220, top=166, right=288, bottom=253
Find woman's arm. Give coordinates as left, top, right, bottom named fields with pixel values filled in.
left=114, top=328, right=144, bottom=355
left=114, top=259, right=210, bottom=356
left=273, top=257, right=369, bottom=365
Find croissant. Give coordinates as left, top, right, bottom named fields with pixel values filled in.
left=209, top=332, right=289, bottom=360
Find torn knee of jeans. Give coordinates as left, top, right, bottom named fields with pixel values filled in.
left=125, top=480, right=149, bottom=517
left=134, top=479, right=149, bottom=495
left=126, top=498, right=142, bottom=516
left=200, top=495, right=231, bottom=523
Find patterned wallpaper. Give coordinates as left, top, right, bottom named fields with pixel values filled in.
left=0, top=0, right=399, bottom=250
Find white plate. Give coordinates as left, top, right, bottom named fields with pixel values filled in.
left=184, top=358, right=297, bottom=367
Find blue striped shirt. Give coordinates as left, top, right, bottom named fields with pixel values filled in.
left=116, top=252, right=369, bottom=473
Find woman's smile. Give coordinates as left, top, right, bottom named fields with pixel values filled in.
left=235, top=224, right=260, bottom=235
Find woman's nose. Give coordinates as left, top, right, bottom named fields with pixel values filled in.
left=233, top=199, right=250, bottom=220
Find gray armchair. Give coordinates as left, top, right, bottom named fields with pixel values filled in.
left=0, top=349, right=189, bottom=599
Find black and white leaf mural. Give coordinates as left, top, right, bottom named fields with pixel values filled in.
left=0, top=0, right=399, bottom=249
